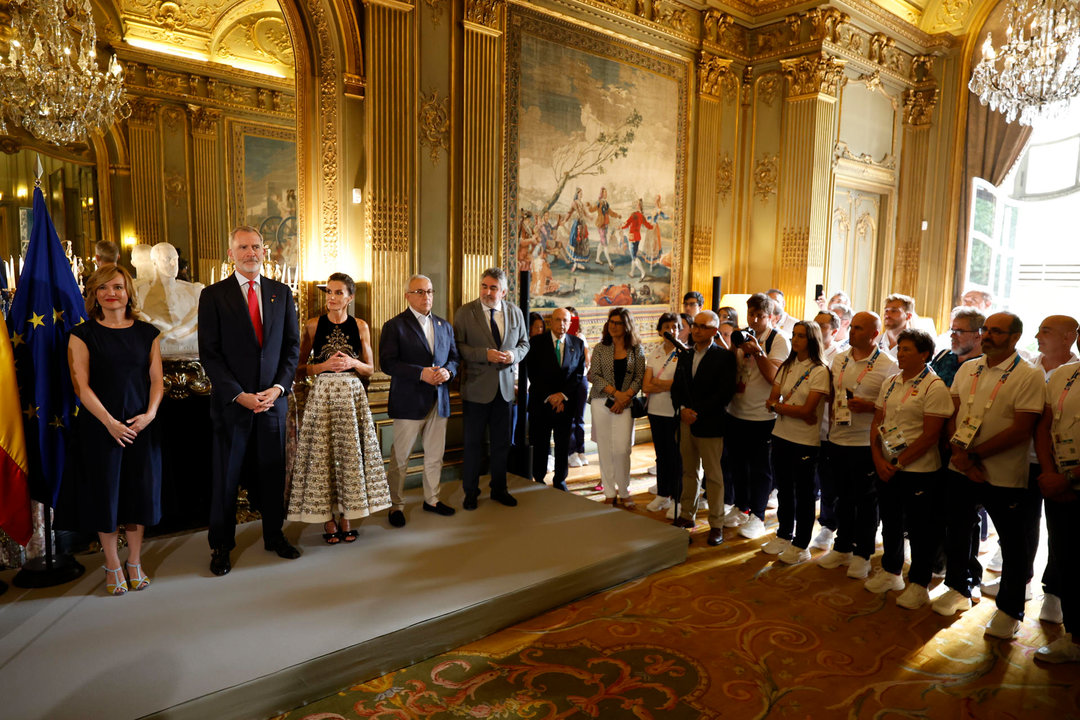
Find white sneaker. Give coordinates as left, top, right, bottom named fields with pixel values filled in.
left=647, top=464, right=657, bottom=476
left=739, top=515, right=767, bottom=539
left=578, top=453, right=590, bottom=466
left=809, top=526, right=835, bottom=551
left=864, top=570, right=905, bottom=593
left=932, top=588, right=972, bottom=616
left=665, top=504, right=676, bottom=519
left=986, top=545, right=1003, bottom=573
left=646, top=496, right=672, bottom=513
left=766, top=489, right=779, bottom=509
left=762, top=537, right=790, bottom=555
left=700, top=497, right=709, bottom=511
left=980, top=577, right=1033, bottom=600
left=547, top=456, right=555, bottom=472
left=568, top=454, right=583, bottom=468
left=779, top=545, right=811, bottom=565
left=896, top=583, right=930, bottom=610
left=1036, top=634, right=1080, bottom=663
left=984, top=609, right=1020, bottom=639
left=723, top=507, right=749, bottom=528
left=818, top=550, right=852, bottom=569
left=647, top=484, right=658, bottom=494
left=1041, top=594, right=1064, bottom=624
left=847, top=556, right=871, bottom=579
left=723, top=503, right=734, bottom=516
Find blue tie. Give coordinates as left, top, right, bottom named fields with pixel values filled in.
left=490, top=308, right=502, bottom=347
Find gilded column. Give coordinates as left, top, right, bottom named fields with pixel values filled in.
left=458, top=0, right=504, bottom=308
left=775, top=52, right=845, bottom=320
left=127, top=97, right=164, bottom=246
left=690, top=53, right=733, bottom=297
left=364, top=0, right=416, bottom=352
left=188, top=105, right=225, bottom=283
left=893, top=87, right=939, bottom=297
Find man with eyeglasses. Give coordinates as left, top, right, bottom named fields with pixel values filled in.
left=671, top=311, right=737, bottom=545
left=1017, top=315, right=1080, bottom=628
left=931, top=307, right=985, bottom=388
left=933, top=312, right=1045, bottom=643
left=454, top=268, right=530, bottom=510
left=379, top=274, right=460, bottom=526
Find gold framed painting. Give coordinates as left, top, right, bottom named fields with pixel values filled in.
left=504, top=5, right=690, bottom=331
left=228, top=120, right=298, bottom=272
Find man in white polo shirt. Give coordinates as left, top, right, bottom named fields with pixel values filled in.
left=932, top=312, right=1045, bottom=640
left=818, top=312, right=897, bottom=578
left=723, top=293, right=790, bottom=539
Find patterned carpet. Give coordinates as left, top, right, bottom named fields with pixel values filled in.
left=273, top=452, right=1080, bottom=720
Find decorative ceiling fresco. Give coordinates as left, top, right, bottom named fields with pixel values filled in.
left=92, top=0, right=294, bottom=78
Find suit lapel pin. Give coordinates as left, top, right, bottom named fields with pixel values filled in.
left=271, top=295, right=276, bottom=303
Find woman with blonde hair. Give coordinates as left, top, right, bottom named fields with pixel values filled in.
left=68, top=266, right=163, bottom=595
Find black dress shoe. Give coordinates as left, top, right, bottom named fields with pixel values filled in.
left=388, top=509, right=406, bottom=528
left=491, top=489, right=518, bottom=507
left=707, top=528, right=725, bottom=546
left=210, top=548, right=231, bottom=576
left=265, top=538, right=301, bottom=559
left=463, top=495, right=478, bottom=511
left=672, top=517, right=695, bottom=529
left=423, top=501, right=456, bottom=516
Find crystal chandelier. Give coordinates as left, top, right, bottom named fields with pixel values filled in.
left=0, top=0, right=130, bottom=145
left=969, top=0, right=1080, bottom=126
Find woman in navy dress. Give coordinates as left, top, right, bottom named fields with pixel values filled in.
left=68, top=266, right=163, bottom=595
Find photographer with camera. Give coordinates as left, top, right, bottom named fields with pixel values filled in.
left=721, top=293, right=790, bottom=539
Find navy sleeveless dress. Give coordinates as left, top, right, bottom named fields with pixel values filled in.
left=70, top=319, right=162, bottom=532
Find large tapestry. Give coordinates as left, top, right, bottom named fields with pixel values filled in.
left=505, top=8, right=689, bottom=315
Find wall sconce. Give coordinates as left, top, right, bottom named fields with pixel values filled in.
left=352, top=188, right=363, bottom=204
left=16, top=186, right=28, bottom=199
left=123, top=235, right=138, bottom=247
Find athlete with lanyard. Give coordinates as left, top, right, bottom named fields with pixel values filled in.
left=868, top=329, right=953, bottom=608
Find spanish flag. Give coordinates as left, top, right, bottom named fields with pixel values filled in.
left=0, top=311, right=31, bottom=545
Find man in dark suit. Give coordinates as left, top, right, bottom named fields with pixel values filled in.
left=453, top=268, right=530, bottom=510
left=379, top=274, right=460, bottom=526
left=526, top=307, right=585, bottom=491
left=198, top=226, right=301, bottom=576
left=671, top=310, right=737, bottom=546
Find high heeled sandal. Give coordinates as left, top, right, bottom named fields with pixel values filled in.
left=103, top=566, right=128, bottom=596
left=337, top=519, right=359, bottom=543
left=323, top=520, right=341, bottom=545
left=125, top=562, right=151, bottom=591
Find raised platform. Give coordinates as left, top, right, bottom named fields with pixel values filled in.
left=0, top=476, right=686, bottom=720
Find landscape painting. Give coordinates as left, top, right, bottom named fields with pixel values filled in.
left=505, top=9, right=688, bottom=311
left=229, top=122, right=298, bottom=272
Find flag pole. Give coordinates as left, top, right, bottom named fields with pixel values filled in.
left=10, top=156, right=85, bottom=588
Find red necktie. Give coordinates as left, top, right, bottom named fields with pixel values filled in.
left=247, top=281, right=263, bottom=346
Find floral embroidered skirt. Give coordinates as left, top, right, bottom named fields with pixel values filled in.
left=287, top=373, right=391, bottom=522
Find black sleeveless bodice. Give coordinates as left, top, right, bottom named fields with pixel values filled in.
left=312, top=314, right=363, bottom=364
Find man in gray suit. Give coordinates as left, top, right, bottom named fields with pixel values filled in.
left=454, top=267, right=530, bottom=509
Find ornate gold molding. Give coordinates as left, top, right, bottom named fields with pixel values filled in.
left=652, top=0, right=694, bottom=36
left=779, top=228, right=810, bottom=270
left=911, top=54, right=935, bottom=83
left=425, top=0, right=446, bottom=25
left=754, top=154, right=779, bottom=202
left=716, top=153, right=734, bottom=202
left=703, top=9, right=748, bottom=55
left=128, top=97, right=160, bottom=127
left=419, top=88, right=450, bottom=165
left=698, top=52, right=734, bottom=100
left=309, top=0, right=341, bottom=267
left=833, top=140, right=896, bottom=171
left=780, top=52, right=846, bottom=98
left=466, top=0, right=503, bottom=28
left=903, top=87, right=939, bottom=127
left=187, top=105, right=222, bottom=135
left=757, top=72, right=782, bottom=106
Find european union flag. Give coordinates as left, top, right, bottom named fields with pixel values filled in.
left=8, top=185, right=88, bottom=507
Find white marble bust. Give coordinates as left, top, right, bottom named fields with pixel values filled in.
left=138, top=242, right=205, bottom=358
left=131, top=244, right=155, bottom=304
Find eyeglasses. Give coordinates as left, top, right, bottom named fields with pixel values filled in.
left=692, top=323, right=718, bottom=331
left=979, top=327, right=1015, bottom=337
left=406, top=289, right=434, bottom=296
left=950, top=328, right=978, bottom=334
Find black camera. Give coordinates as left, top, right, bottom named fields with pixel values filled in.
left=729, top=327, right=756, bottom=347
